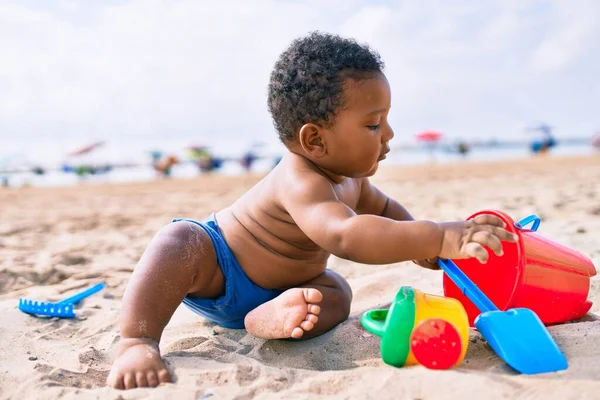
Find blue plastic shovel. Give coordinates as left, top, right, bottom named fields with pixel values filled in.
left=437, top=258, right=567, bottom=374
left=18, top=282, right=106, bottom=318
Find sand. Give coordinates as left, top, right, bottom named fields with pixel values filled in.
left=1, top=154, right=599, bottom=400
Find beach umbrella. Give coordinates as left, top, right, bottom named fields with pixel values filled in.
left=148, top=150, right=163, bottom=162
left=416, top=130, right=444, bottom=143
left=416, top=131, right=444, bottom=163
left=528, top=123, right=553, bottom=136
left=187, top=144, right=208, bottom=152
left=66, top=141, right=105, bottom=157
left=251, top=141, right=268, bottom=148
left=187, top=144, right=212, bottom=160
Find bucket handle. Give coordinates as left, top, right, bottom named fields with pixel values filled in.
left=514, top=214, right=540, bottom=232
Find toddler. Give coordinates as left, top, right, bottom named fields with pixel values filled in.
left=107, top=32, right=517, bottom=389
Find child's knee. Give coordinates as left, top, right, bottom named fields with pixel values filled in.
left=148, top=221, right=216, bottom=271
left=338, top=285, right=352, bottom=320
left=153, top=221, right=212, bottom=257
left=325, top=270, right=352, bottom=299
left=155, top=220, right=207, bottom=246
left=321, top=270, right=352, bottom=319
left=152, top=221, right=222, bottom=295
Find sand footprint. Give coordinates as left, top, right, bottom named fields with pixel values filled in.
left=34, top=363, right=108, bottom=389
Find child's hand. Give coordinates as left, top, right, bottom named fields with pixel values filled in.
left=438, top=215, right=519, bottom=264
left=412, top=258, right=440, bottom=270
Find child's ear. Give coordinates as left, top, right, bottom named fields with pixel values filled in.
left=298, top=123, right=327, bottom=157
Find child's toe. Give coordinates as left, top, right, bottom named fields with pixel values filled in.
left=300, top=320, right=315, bottom=331
left=308, top=304, right=321, bottom=315
left=147, top=371, right=159, bottom=387
left=291, top=327, right=304, bottom=339
left=124, top=372, right=136, bottom=389
left=158, top=368, right=172, bottom=383
left=302, top=288, right=323, bottom=304
left=306, top=314, right=318, bottom=324
left=107, top=372, right=125, bottom=390
left=136, top=372, right=148, bottom=387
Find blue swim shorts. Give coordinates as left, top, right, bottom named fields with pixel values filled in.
left=172, top=214, right=283, bottom=329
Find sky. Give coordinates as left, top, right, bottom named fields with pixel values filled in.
left=1, top=0, right=599, bottom=161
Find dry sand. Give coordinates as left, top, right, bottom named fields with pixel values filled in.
left=1, top=154, right=599, bottom=400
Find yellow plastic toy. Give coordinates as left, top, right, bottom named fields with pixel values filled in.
left=361, top=286, right=470, bottom=369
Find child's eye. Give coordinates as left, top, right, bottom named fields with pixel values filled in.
left=366, top=125, right=380, bottom=131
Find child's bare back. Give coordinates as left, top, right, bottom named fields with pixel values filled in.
left=217, top=153, right=367, bottom=289
left=107, top=32, right=518, bottom=390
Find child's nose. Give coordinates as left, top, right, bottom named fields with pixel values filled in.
left=383, top=124, right=394, bottom=142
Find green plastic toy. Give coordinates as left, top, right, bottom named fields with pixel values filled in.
left=361, top=286, right=469, bottom=369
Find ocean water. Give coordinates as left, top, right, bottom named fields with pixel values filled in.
left=1, top=141, right=596, bottom=188
left=387, top=142, right=597, bottom=165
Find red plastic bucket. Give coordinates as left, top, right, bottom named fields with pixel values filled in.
left=443, top=210, right=597, bottom=326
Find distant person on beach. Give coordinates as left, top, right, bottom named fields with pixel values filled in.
left=240, top=150, right=258, bottom=172
left=188, top=146, right=224, bottom=173
left=152, top=154, right=179, bottom=178
left=108, top=32, right=518, bottom=389
left=457, top=141, right=470, bottom=157
left=529, top=123, right=557, bottom=155
left=592, top=132, right=600, bottom=150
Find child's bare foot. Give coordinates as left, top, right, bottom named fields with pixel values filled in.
left=245, top=288, right=323, bottom=339
left=106, top=338, right=172, bottom=390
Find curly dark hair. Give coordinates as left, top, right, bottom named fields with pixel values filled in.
left=267, top=31, right=385, bottom=143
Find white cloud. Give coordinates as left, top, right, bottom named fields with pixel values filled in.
left=0, top=0, right=598, bottom=160
left=529, top=1, right=599, bottom=73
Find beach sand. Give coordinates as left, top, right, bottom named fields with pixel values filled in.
left=1, top=154, right=599, bottom=400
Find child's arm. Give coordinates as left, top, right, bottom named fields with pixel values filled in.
left=356, top=178, right=439, bottom=269
left=283, top=174, right=517, bottom=265
left=356, top=178, right=414, bottom=221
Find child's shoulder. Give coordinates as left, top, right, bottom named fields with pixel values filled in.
left=276, top=153, right=365, bottom=196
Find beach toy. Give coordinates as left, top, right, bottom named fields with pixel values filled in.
left=361, top=287, right=469, bottom=370
left=438, top=258, right=567, bottom=374
left=18, top=283, right=106, bottom=318
left=444, top=210, right=596, bottom=326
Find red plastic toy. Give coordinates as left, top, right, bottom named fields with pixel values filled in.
left=444, top=210, right=597, bottom=326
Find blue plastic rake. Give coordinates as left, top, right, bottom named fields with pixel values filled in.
left=18, top=283, right=106, bottom=318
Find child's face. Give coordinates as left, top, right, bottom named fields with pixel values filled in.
left=322, top=73, right=394, bottom=178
